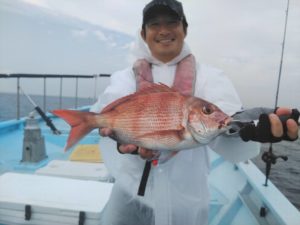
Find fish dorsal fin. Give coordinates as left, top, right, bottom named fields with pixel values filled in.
left=137, top=82, right=176, bottom=95
left=100, top=83, right=176, bottom=114
left=100, top=94, right=135, bottom=114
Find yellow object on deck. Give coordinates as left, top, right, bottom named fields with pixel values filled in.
left=69, top=144, right=103, bottom=163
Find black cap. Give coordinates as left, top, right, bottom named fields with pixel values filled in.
left=142, top=0, right=188, bottom=28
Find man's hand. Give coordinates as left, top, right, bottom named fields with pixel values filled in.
left=269, top=108, right=298, bottom=140
left=240, top=107, right=299, bottom=142
left=99, top=127, right=114, bottom=137
left=99, top=128, right=158, bottom=160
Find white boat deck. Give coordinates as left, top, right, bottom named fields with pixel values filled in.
left=0, top=114, right=299, bottom=225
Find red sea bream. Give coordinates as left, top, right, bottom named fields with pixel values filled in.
left=52, top=83, right=231, bottom=151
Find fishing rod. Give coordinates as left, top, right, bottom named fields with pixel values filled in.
left=263, top=0, right=290, bottom=187
left=19, top=86, right=61, bottom=135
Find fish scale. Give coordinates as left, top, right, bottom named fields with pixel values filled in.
left=106, top=92, right=185, bottom=134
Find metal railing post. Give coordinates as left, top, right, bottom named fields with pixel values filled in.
left=59, top=77, right=63, bottom=109
left=93, top=74, right=98, bottom=102
left=43, top=77, right=46, bottom=111
left=75, top=77, right=78, bottom=108
left=17, top=78, right=20, bottom=120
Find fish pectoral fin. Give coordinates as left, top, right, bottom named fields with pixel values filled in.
left=136, top=129, right=185, bottom=148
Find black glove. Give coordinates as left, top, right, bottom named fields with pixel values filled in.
left=239, top=109, right=299, bottom=143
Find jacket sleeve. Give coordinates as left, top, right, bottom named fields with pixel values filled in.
left=90, top=67, right=136, bottom=113
left=195, top=64, right=260, bottom=163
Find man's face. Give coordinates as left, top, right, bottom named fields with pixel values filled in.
left=141, top=14, right=186, bottom=63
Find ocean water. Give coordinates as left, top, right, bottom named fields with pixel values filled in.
left=0, top=93, right=94, bottom=121
left=252, top=140, right=300, bottom=210
left=0, top=93, right=299, bottom=210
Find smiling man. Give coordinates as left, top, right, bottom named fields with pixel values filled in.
left=91, top=0, right=299, bottom=225
left=140, top=2, right=187, bottom=63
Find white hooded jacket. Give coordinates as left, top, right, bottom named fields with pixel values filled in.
left=91, top=36, right=259, bottom=225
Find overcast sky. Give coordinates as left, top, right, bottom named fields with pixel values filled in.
left=0, top=0, right=300, bottom=108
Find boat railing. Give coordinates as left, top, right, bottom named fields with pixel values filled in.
left=0, top=73, right=111, bottom=120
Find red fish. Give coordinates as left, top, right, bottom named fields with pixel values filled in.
left=52, top=83, right=231, bottom=151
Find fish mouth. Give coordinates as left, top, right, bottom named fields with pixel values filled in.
left=218, top=117, right=232, bottom=129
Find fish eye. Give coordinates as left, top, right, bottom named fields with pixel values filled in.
left=202, top=105, right=213, bottom=115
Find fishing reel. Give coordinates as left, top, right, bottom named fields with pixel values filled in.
left=261, top=145, right=288, bottom=187
left=261, top=149, right=288, bottom=165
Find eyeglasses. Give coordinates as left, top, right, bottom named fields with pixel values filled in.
left=146, top=17, right=182, bottom=30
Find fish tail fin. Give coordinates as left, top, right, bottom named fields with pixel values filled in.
left=52, top=109, right=97, bottom=151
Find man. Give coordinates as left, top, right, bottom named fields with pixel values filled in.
left=91, top=0, right=299, bottom=224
